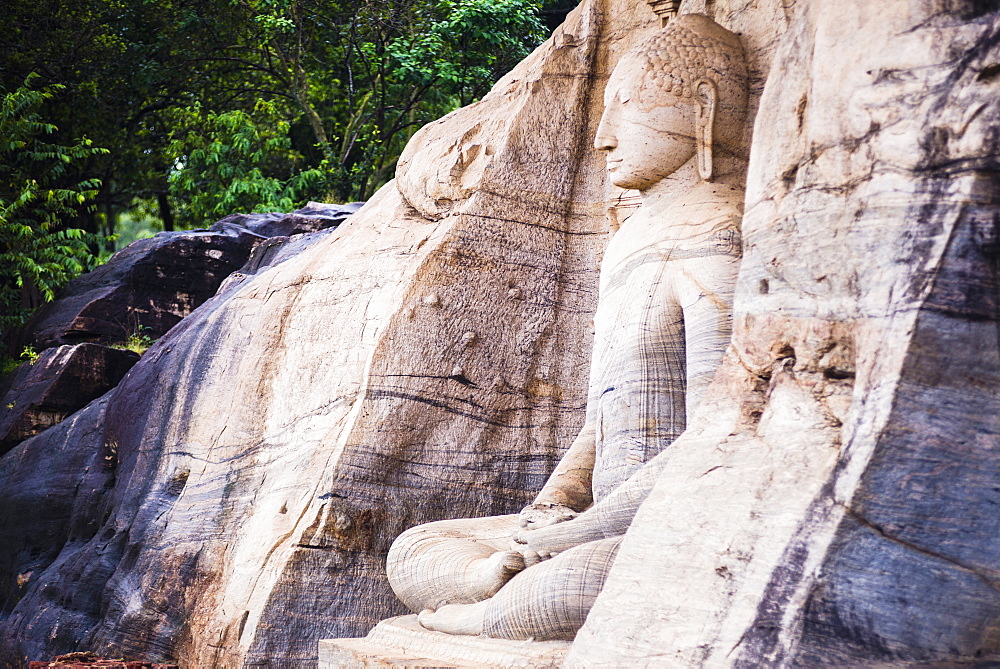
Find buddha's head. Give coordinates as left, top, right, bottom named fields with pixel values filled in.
left=594, top=14, right=748, bottom=190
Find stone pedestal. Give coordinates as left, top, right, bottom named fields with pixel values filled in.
left=319, top=616, right=570, bottom=668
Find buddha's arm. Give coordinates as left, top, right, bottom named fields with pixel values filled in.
left=515, top=442, right=669, bottom=557
left=518, top=421, right=596, bottom=530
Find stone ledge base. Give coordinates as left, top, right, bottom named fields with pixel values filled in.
left=319, top=615, right=570, bottom=668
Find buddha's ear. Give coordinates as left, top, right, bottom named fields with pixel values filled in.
left=694, top=78, right=718, bottom=181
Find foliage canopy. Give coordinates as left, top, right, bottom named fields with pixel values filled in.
left=0, top=75, right=108, bottom=337
left=1, top=0, right=558, bottom=230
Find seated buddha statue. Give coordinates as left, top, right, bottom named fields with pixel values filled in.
left=385, top=12, right=750, bottom=640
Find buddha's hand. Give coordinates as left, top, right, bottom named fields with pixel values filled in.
left=517, top=501, right=579, bottom=531
left=511, top=516, right=585, bottom=567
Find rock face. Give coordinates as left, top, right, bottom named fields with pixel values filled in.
left=28, top=650, right=178, bottom=669
left=1, top=0, right=999, bottom=667
left=14, top=203, right=360, bottom=351
left=0, top=344, right=139, bottom=454
left=0, top=203, right=358, bottom=454
left=0, top=396, right=115, bottom=655
left=383, top=9, right=754, bottom=644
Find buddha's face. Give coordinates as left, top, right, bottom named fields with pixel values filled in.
left=594, top=72, right=697, bottom=191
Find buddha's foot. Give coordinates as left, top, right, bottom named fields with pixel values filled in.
left=467, top=550, right=525, bottom=600
left=418, top=600, right=490, bottom=636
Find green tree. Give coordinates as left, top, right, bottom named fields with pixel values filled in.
left=210, top=0, right=547, bottom=201
left=166, top=100, right=327, bottom=227
left=0, top=0, right=558, bottom=232
left=329, top=0, right=546, bottom=199
left=388, top=0, right=546, bottom=107
left=2, top=0, right=250, bottom=236
left=0, top=74, right=108, bottom=339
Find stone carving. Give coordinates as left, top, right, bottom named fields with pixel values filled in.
left=385, top=12, right=749, bottom=641
left=569, top=4, right=1000, bottom=664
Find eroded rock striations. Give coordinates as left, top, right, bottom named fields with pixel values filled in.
left=570, top=0, right=1000, bottom=665
left=0, top=202, right=359, bottom=455
left=1, top=2, right=614, bottom=664
left=0, top=344, right=139, bottom=454
left=336, top=0, right=1000, bottom=665
left=0, top=396, right=116, bottom=657
left=386, top=10, right=752, bottom=643
left=2, top=0, right=1000, bottom=667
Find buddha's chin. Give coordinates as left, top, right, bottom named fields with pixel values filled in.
left=607, top=173, right=641, bottom=190
left=606, top=168, right=656, bottom=192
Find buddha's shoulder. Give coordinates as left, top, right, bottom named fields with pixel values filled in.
left=689, top=182, right=745, bottom=218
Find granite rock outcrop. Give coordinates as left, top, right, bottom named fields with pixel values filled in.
left=0, top=203, right=359, bottom=454
left=570, top=1, right=1000, bottom=665
left=0, top=344, right=139, bottom=454
left=13, top=202, right=360, bottom=352
left=0, top=2, right=612, bottom=660
left=386, top=10, right=753, bottom=643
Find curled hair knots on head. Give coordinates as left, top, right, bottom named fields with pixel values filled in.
left=621, top=13, right=748, bottom=110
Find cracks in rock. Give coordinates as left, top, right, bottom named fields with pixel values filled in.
left=839, top=502, right=1000, bottom=593
left=384, top=372, right=478, bottom=388
left=237, top=610, right=250, bottom=641
left=977, top=62, right=1000, bottom=82
left=367, top=389, right=542, bottom=428
left=164, top=445, right=262, bottom=466
left=282, top=394, right=355, bottom=423
left=478, top=213, right=604, bottom=236
left=378, top=379, right=486, bottom=409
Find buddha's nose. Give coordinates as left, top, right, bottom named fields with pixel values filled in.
left=594, top=115, right=617, bottom=151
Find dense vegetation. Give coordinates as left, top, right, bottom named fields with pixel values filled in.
left=0, top=75, right=111, bottom=337
left=0, top=0, right=573, bottom=350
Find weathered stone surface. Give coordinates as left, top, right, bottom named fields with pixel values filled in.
left=13, top=203, right=358, bottom=351
left=387, top=10, right=754, bottom=643
left=0, top=0, right=619, bottom=657
left=214, top=226, right=342, bottom=296
left=213, top=200, right=363, bottom=238
left=28, top=658, right=177, bottom=669
left=0, top=204, right=355, bottom=453
left=343, top=0, right=1000, bottom=665
left=0, top=396, right=115, bottom=667
left=0, top=344, right=139, bottom=454
left=319, top=616, right=569, bottom=668
left=29, top=650, right=179, bottom=668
